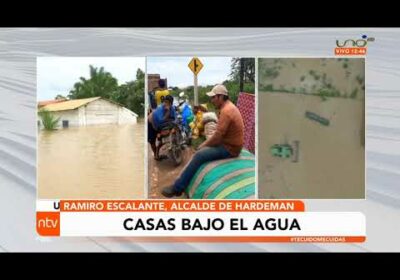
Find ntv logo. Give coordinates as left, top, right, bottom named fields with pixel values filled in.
left=336, top=35, right=375, bottom=48
left=335, top=35, right=374, bottom=55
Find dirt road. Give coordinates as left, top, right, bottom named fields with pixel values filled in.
left=148, top=145, right=194, bottom=199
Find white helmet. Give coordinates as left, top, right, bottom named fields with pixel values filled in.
left=178, top=92, right=186, bottom=105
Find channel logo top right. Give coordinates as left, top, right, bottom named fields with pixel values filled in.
left=335, top=35, right=375, bottom=56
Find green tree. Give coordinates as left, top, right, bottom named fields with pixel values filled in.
left=124, top=69, right=145, bottom=117
left=230, top=58, right=255, bottom=87
left=68, top=65, right=119, bottom=100
left=67, top=65, right=145, bottom=118
left=109, top=69, right=145, bottom=117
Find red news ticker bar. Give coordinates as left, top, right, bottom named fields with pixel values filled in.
left=60, top=200, right=305, bottom=212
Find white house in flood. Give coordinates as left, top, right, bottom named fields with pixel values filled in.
left=38, top=97, right=138, bottom=129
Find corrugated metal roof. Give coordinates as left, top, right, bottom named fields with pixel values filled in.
left=38, top=100, right=65, bottom=108
left=41, top=97, right=101, bottom=112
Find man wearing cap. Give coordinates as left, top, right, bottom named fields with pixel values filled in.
left=162, top=84, right=244, bottom=197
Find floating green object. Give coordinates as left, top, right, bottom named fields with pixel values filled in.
left=305, top=111, right=330, bottom=126
left=270, top=144, right=293, bottom=158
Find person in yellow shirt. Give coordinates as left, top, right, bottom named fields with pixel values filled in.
left=189, top=104, right=208, bottom=139
left=155, top=79, right=170, bottom=106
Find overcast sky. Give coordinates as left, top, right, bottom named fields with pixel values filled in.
left=147, top=57, right=233, bottom=88
left=37, top=57, right=145, bottom=101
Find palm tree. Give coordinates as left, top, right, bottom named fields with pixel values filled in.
left=68, top=65, right=119, bottom=100
left=38, top=109, right=60, bottom=130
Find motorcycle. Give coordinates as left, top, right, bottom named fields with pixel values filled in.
left=156, top=122, right=182, bottom=166
left=156, top=113, right=191, bottom=166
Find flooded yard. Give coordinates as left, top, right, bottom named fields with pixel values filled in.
left=38, top=122, right=144, bottom=199
left=258, top=57, right=365, bottom=199
left=258, top=93, right=365, bottom=199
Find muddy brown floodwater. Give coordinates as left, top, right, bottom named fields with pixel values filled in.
left=38, top=123, right=144, bottom=199
left=258, top=93, right=365, bottom=199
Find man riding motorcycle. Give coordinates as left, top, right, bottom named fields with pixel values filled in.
left=148, top=95, right=176, bottom=161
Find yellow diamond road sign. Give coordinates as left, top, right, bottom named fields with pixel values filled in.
left=188, top=57, right=203, bottom=75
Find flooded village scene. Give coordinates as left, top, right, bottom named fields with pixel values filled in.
left=37, top=57, right=145, bottom=199
left=258, top=58, right=365, bottom=199
left=147, top=57, right=256, bottom=199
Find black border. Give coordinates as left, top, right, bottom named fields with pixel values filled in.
left=1, top=3, right=398, bottom=27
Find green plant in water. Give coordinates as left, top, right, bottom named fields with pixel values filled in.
left=264, top=67, right=280, bottom=79
left=263, top=84, right=274, bottom=91
left=317, top=87, right=341, bottom=101
left=350, top=88, right=358, bottom=99
left=38, top=109, right=60, bottom=130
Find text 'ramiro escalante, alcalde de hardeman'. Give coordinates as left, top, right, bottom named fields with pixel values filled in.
left=60, top=200, right=299, bottom=212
